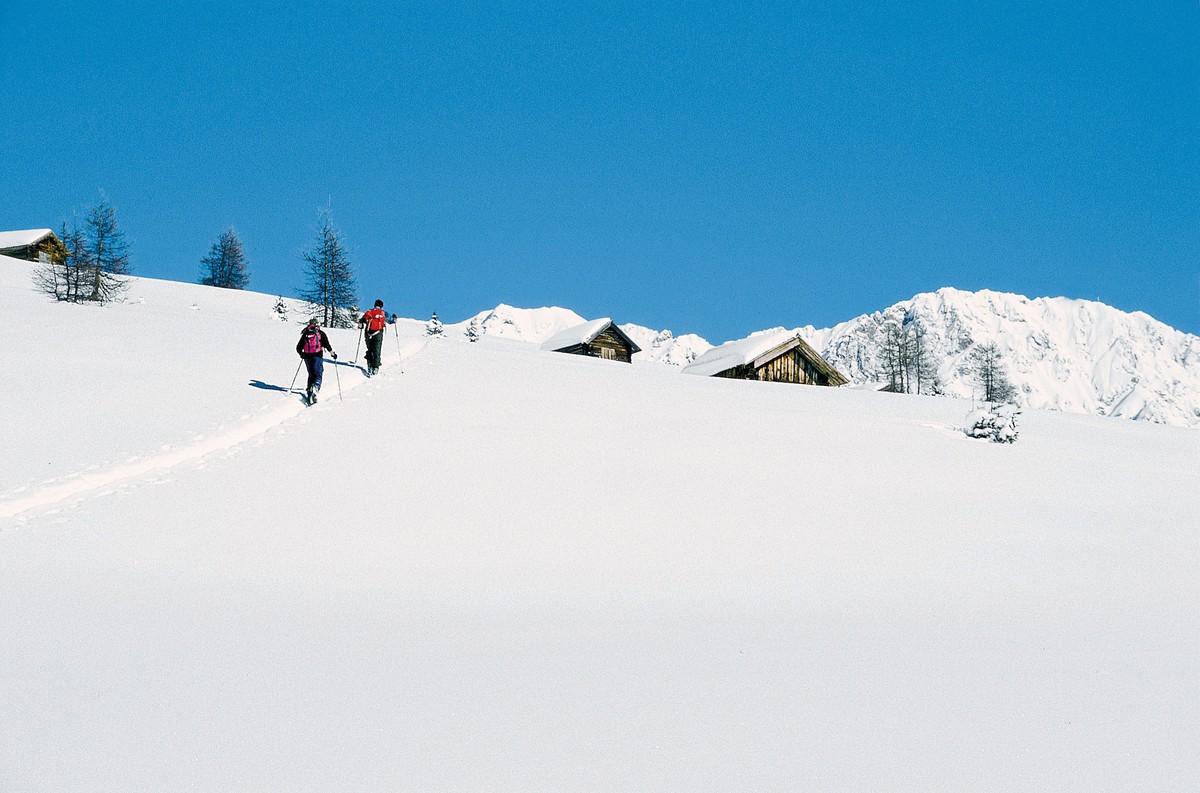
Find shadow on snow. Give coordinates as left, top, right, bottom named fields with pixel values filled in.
left=248, top=380, right=293, bottom=393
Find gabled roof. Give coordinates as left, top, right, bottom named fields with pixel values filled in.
left=540, top=318, right=642, bottom=354
left=681, top=329, right=798, bottom=377
left=681, top=329, right=847, bottom=384
left=0, top=228, right=54, bottom=250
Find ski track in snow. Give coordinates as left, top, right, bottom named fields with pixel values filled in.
left=0, top=340, right=427, bottom=523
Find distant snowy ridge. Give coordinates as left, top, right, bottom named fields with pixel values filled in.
left=444, top=303, right=712, bottom=365
left=449, top=291, right=1199, bottom=428
left=798, top=288, right=1200, bottom=428
left=449, top=304, right=586, bottom=342
left=619, top=323, right=713, bottom=367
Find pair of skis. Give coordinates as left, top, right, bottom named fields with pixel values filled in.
left=289, top=358, right=341, bottom=406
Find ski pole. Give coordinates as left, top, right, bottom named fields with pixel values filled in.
left=393, top=319, right=404, bottom=374
left=353, top=325, right=363, bottom=364
left=332, top=356, right=343, bottom=401
left=289, top=359, right=303, bottom=393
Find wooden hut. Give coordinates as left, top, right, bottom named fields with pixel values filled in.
left=541, top=318, right=641, bottom=363
left=0, top=229, right=65, bottom=264
left=682, top=329, right=848, bottom=386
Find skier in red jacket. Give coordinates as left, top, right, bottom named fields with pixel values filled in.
left=359, top=299, right=388, bottom=376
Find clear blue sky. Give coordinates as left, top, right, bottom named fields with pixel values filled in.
left=2, top=1, right=1196, bottom=341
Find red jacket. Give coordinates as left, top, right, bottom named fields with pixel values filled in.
left=361, top=307, right=387, bottom=333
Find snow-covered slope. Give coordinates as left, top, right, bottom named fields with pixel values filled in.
left=799, top=288, right=1200, bottom=427
left=3, top=262, right=1198, bottom=791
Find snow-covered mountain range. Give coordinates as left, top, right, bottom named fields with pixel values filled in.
left=457, top=303, right=587, bottom=343
left=456, top=290, right=1200, bottom=428
left=801, top=288, right=1200, bottom=428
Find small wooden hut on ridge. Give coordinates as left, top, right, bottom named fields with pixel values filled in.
left=541, top=318, right=641, bottom=363
left=0, top=229, right=65, bottom=264
left=682, top=329, right=848, bottom=386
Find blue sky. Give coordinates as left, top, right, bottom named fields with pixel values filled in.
left=2, top=1, right=1196, bottom=341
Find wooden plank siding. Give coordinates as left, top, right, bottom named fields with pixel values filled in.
left=716, top=365, right=756, bottom=380
left=588, top=327, right=633, bottom=362
left=757, top=348, right=833, bottom=385
left=714, top=340, right=847, bottom=386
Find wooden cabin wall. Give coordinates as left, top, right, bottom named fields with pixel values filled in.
left=804, top=355, right=831, bottom=385
left=712, top=344, right=845, bottom=386
left=588, top=328, right=633, bottom=362
left=756, top=350, right=823, bottom=384
left=37, top=237, right=68, bottom=264
left=0, top=243, right=38, bottom=262
left=715, top=351, right=834, bottom=385
left=716, top=365, right=755, bottom=379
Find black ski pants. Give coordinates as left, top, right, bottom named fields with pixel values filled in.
left=365, top=330, right=384, bottom=369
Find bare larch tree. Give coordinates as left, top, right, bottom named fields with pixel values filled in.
left=970, top=341, right=1017, bottom=404
left=84, top=194, right=131, bottom=302
left=298, top=211, right=357, bottom=328
left=34, top=219, right=90, bottom=302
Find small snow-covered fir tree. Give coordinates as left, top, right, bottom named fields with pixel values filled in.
left=465, top=317, right=481, bottom=342
left=273, top=296, right=289, bottom=321
left=426, top=312, right=444, bottom=337
left=965, top=402, right=1020, bottom=443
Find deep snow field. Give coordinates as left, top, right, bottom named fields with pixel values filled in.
left=1, top=259, right=1197, bottom=792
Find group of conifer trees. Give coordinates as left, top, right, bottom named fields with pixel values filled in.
left=201, top=209, right=356, bottom=327
left=849, top=312, right=1017, bottom=405
left=200, top=211, right=359, bottom=327
left=36, top=200, right=357, bottom=328
left=200, top=209, right=357, bottom=326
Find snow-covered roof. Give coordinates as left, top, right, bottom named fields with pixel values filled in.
left=681, top=328, right=847, bottom=384
left=0, top=228, right=53, bottom=250
left=540, top=318, right=641, bottom=353
left=681, top=329, right=804, bottom=377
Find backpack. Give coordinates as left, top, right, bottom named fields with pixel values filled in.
left=301, top=326, right=323, bottom=354
left=365, top=308, right=386, bottom=332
